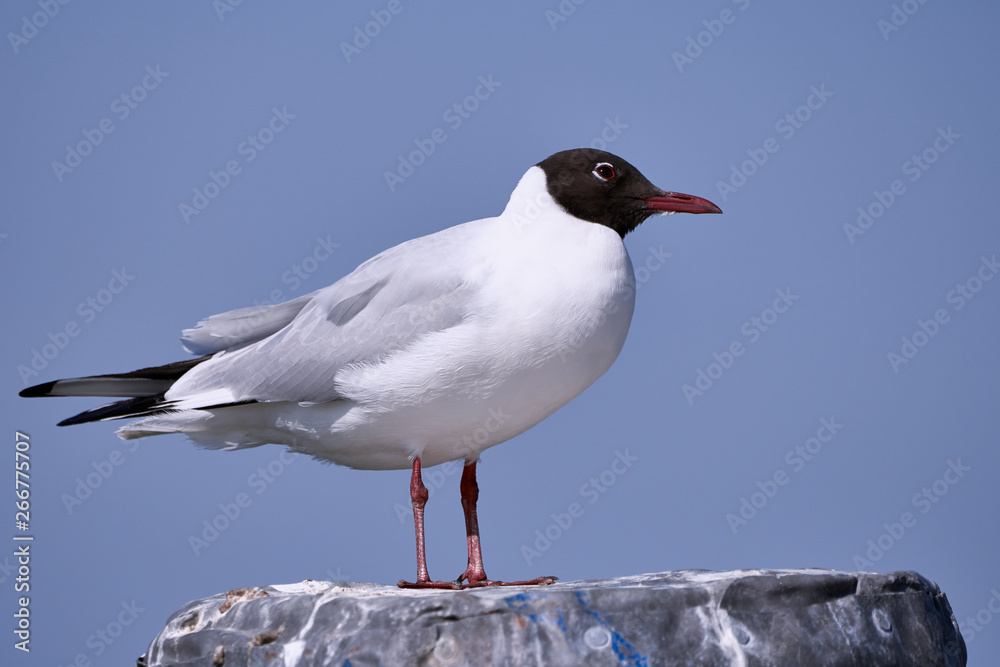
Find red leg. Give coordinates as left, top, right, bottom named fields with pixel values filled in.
left=397, top=457, right=460, bottom=589
left=455, top=460, right=558, bottom=589
left=397, top=456, right=557, bottom=589
left=410, top=456, right=431, bottom=584
left=458, top=460, right=489, bottom=585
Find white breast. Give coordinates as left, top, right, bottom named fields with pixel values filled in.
left=325, top=168, right=637, bottom=468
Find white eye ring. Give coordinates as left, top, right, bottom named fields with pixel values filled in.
left=592, top=162, right=616, bottom=181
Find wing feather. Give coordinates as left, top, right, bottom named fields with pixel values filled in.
left=180, top=290, right=319, bottom=354
left=165, top=222, right=487, bottom=407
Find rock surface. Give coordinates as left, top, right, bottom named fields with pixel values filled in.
left=139, top=569, right=966, bottom=666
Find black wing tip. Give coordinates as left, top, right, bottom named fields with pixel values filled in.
left=18, top=354, right=215, bottom=401
left=19, top=381, right=58, bottom=398
left=55, top=398, right=256, bottom=427
left=54, top=396, right=170, bottom=428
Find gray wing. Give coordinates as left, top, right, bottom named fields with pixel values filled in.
left=180, top=291, right=320, bottom=355
left=166, top=224, right=483, bottom=406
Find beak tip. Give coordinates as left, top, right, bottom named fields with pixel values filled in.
left=643, top=192, right=724, bottom=216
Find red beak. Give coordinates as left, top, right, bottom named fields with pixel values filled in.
left=643, top=191, right=722, bottom=215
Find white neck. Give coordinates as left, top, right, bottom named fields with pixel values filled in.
left=500, top=166, right=570, bottom=233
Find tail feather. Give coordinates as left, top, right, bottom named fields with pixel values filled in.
left=19, top=355, right=212, bottom=398
left=57, top=396, right=174, bottom=427
left=20, top=354, right=217, bottom=427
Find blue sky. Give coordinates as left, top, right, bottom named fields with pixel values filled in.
left=3, top=1, right=998, bottom=664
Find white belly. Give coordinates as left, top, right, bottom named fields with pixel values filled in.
left=318, top=222, right=637, bottom=469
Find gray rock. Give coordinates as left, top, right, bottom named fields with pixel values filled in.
left=139, top=569, right=966, bottom=666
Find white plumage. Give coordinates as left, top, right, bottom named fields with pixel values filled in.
left=23, top=148, right=721, bottom=587
left=119, top=167, right=637, bottom=470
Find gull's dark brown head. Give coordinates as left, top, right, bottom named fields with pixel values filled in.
left=536, top=148, right=722, bottom=237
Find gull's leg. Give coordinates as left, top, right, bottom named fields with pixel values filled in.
left=397, top=457, right=460, bottom=589
left=458, top=459, right=489, bottom=585
left=455, top=460, right=558, bottom=589
left=410, top=456, right=431, bottom=584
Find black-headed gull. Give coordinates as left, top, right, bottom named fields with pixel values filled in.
left=21, top=148, right=721, bottom=588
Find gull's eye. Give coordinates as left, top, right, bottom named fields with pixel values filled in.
left=592, top=163, right=616, bottom=181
